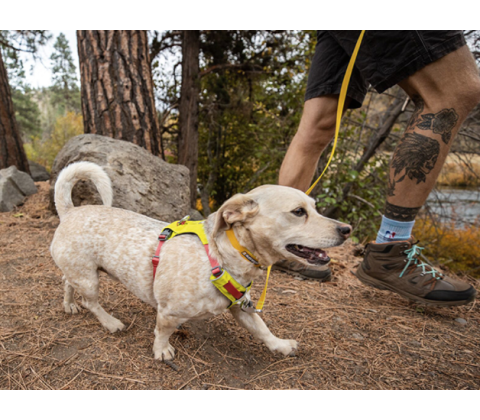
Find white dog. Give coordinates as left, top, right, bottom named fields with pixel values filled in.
left=50, top=162, right=351, bottom=360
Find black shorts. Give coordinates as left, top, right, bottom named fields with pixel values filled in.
left=305, top=30, right=466, bottom=109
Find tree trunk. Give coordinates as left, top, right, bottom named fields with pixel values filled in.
left=77, top=31, right=162, bottom=156
left=178, top=30, right=200, bottom=208
left=0, top=48, right=30, bottom=174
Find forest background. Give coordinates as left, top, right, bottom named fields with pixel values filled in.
left=1, top=30, right=479, bottom=277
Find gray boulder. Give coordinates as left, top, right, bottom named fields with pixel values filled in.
left=0, top=166, right=38, bottom=212
left=49, top=134, right=192, bottom=222
left=28, top=160, right=50, bottom=181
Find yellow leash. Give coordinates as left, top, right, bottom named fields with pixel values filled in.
left=305, top=30, right=365, bottom=195
left=230, top=31, right=366, bottom=312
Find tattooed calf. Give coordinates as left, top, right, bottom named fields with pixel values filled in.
left=388, top=132, right=440, bottom=197
left=417, top=108, right=458, bottom=144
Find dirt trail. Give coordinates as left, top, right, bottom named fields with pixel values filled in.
left=0, top=183, right=479, bottom=390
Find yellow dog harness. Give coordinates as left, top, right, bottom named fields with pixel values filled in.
left=151, top=217, right=257, bottom=309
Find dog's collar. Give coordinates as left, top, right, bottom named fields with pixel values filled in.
left=225, top=228, right=260, bottom=267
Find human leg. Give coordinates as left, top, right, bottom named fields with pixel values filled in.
left=388, top=46, right=480, bottom=216
left=357, top=45, right=480, bottom=305
left=279, top=95, right=342, bottom=191
left=277, top=31, right=367, bottom=279
left=279, top=31, right=367, bottom=192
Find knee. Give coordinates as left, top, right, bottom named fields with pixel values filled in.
left=449, top=76, right=480, bottom=114
left=297, top=109, right=337, bottom=152
left=464, top=78, right=480, bottom=111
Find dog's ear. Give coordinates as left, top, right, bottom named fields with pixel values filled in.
left=212, top=194, right=259, bottom=237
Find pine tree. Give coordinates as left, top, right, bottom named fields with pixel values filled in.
left=0, top=47, right=30, bottom=173
left=0, top=31, right=49, bottom=173
left=77, top=31, right=162, bottom=156
left=1, top=45, right=41, bottom=143
left=50, top=33, right=80, bottom=114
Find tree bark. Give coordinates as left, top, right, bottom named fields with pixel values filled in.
left=178, top=30, right=200, bottom=208
left=77, top=31, right=162, bottom=156
left=0, top=48, right=30, bottom=174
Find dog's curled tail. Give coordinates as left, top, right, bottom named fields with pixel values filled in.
left=54, top=162, right=113, bottom=220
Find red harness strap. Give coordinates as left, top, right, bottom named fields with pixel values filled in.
left=151, top=232, right=169, bottom=280
left=152, top=233, right=221, bottom=281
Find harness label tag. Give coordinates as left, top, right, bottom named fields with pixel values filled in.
left=242, top=251, right=259, bottom=265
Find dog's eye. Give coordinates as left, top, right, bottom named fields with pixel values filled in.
left=291, top=207, right=306, bottom=217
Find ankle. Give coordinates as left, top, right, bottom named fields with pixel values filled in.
left=376, top=216, right=415, bottom=244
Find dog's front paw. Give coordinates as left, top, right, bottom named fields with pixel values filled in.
left=154, top=343, right=176, bottom=361
left=271, top=339, right=298, bottom=357
left=64, top=302, right=81, bottom=315
left=105, top=318, right=126, bottom=334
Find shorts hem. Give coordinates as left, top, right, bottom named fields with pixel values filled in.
left=304, top=85, right=366, bottom=109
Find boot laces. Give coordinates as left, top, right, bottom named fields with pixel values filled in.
left=399, top=245, right=442, bottom=281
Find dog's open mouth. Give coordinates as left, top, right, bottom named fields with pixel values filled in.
left=286, top=244, right=330, bottom=265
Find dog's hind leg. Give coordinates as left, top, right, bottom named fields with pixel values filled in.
left=153, top=312, right=185, bottom=361
left=230, top=305, right=298, bottom=356
left=67, top=270, right=125, bottom=333
left=63, top=276, right=81, bottom=314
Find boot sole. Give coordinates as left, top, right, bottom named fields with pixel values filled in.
left=353, top=266, right=476, bottom=307
left=273, top=266, right=332, bottom=282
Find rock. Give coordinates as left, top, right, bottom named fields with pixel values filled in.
left=49, top=134, right=191, bottom=222
left=455, top=317, right=467, bottom=325
left=0, top=176, right=24, bottom=212
left=0, top=166, right=38, bottom=212
left=352, top=333, right=364, bottom=340
left=28, top=160, right=50, bottom=181
left=189, top=208, right=204, bottom=221
left=0, top=166, right=38, bottom=196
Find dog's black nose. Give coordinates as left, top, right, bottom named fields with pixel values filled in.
left=337, top=224, right=352, bottom=239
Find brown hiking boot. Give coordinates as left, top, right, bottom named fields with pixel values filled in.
left=273, top=260, right=332, bottom=282
left=355, top=238, right=477, bottom=306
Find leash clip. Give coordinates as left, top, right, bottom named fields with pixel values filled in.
left=240, top=299, right=262, bottom=314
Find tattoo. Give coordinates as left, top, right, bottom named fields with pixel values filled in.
left=384, top=202, right=421, bottom=222
left=416, top=108, right=458, bottom=144
left=388, top=132, right=440, bottom=197
left=407, top=96, right=425, bottom=128
left=406, top=96, right=459, bottom=144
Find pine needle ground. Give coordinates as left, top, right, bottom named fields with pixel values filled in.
left=0, top=183, right=479, bottom=390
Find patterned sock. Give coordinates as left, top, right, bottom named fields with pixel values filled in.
left=376, top=215, right=415, bottom=244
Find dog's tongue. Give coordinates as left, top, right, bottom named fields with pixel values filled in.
left=315, top=250, right=328, bottom=259
left=308, top=248, right=329, bottom=264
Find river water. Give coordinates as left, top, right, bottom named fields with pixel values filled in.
left=427, top=187, right=480, bottom=226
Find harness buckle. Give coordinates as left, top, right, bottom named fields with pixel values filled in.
left=211, top=266, right=223, bottom=277
left=159, top=228, right=173, bottom=241
left=240, top=299, right=262, bottom=313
